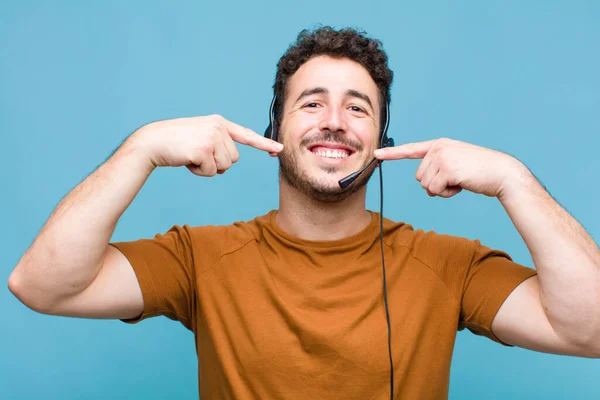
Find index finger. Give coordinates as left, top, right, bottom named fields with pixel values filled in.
left=374, top=140, right=436, bottom=160
left=225, top=120, right=284, bottom=153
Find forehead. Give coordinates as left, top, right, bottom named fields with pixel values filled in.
left=286, top=55, right=380, bottom=106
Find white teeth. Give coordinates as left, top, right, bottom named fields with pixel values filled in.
left=313, top=148, right=349, bottom=159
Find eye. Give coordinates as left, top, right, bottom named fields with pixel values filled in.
left=304, top=102, right=320, bottom=108
left=349, top=105, right=365, bottom=113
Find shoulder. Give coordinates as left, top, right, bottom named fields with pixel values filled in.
left=382, top=216, right=484, bottom=268
left=185, top=211, right=271, bottom=256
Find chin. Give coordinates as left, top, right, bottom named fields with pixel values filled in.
left=280, top=164, right=373, bottom=203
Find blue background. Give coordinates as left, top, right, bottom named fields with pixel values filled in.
left=2, top=1, right=599, bottom=398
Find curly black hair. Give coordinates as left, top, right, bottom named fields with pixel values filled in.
left=274, top=26, right=393, bottom=131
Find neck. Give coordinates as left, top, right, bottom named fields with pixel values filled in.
left=276, top=178, right=372, bottom=241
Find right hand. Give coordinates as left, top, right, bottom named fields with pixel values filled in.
left=131, top=114, right=284, bottom=176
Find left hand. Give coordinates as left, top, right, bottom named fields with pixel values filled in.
left=374, top=138, right=527, bottom=198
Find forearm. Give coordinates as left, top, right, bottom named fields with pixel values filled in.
left=9, top=134, right=155, bottom=308
left=498, top=164, right=600, bottom=347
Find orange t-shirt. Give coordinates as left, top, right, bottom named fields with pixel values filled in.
left=110, top=210, right=536, bottom=399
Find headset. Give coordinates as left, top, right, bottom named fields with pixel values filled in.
left=264, top=95, right=396, bottom=399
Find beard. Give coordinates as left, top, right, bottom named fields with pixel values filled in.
left=278, top=131, right=377, bottom=203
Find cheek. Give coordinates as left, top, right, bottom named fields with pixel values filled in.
left=351, top=122, right=379, bottom=149
left=281, top=115, right=316, bottom=144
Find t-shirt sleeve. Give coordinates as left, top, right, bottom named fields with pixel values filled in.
left=406, top=229, right=537, bottom=346
left=457, top=242, right=537, bottom=345
left=109, top=224, right=197, bottom=330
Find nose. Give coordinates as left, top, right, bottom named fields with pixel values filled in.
left=317, top=105, right=348, bottom=133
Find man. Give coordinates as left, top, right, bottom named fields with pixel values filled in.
left=8, top=27, right=600, bottom=399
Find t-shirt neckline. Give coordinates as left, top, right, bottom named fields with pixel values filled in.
left=265, top=209, right=380, bottom=249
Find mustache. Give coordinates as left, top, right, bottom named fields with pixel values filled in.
left=299, top=131, right=364, bottom=152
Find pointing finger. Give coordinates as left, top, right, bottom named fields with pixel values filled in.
left=374, top=140, right=437, bottom=160
left=225, top=120, right=284, bottom=153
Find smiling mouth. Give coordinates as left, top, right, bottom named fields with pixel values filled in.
left=308, top=145, right=355, bottom=160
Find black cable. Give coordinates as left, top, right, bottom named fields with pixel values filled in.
left=378, top=162, right=394, bottom=400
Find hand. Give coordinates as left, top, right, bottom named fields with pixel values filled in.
left=374, top=138, right=527, bottom=198
left=130, top=114, right=283, bottom=177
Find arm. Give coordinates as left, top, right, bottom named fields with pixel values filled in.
left=8, top=115, right=283, bottom=319
left=374, top=138, right=600, bottom=357
left=8, top=137, right=153, bottom=318
left=491, top=168, right=600, bottom=357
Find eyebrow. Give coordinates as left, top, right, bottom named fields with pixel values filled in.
left=295, top=87, right=374, bottom=112
left=296, top=87, right=328, bottom=102
left=346, top=89, right=374, bottom=112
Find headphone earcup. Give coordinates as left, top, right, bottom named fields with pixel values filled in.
left=264, top=122, right=276, bottom=141
left=265, top=96, right=278, bottom=142
left=378, top=102, right=392, bottom=149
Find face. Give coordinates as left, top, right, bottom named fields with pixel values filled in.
left=278, top=55, right=381, bottom=203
